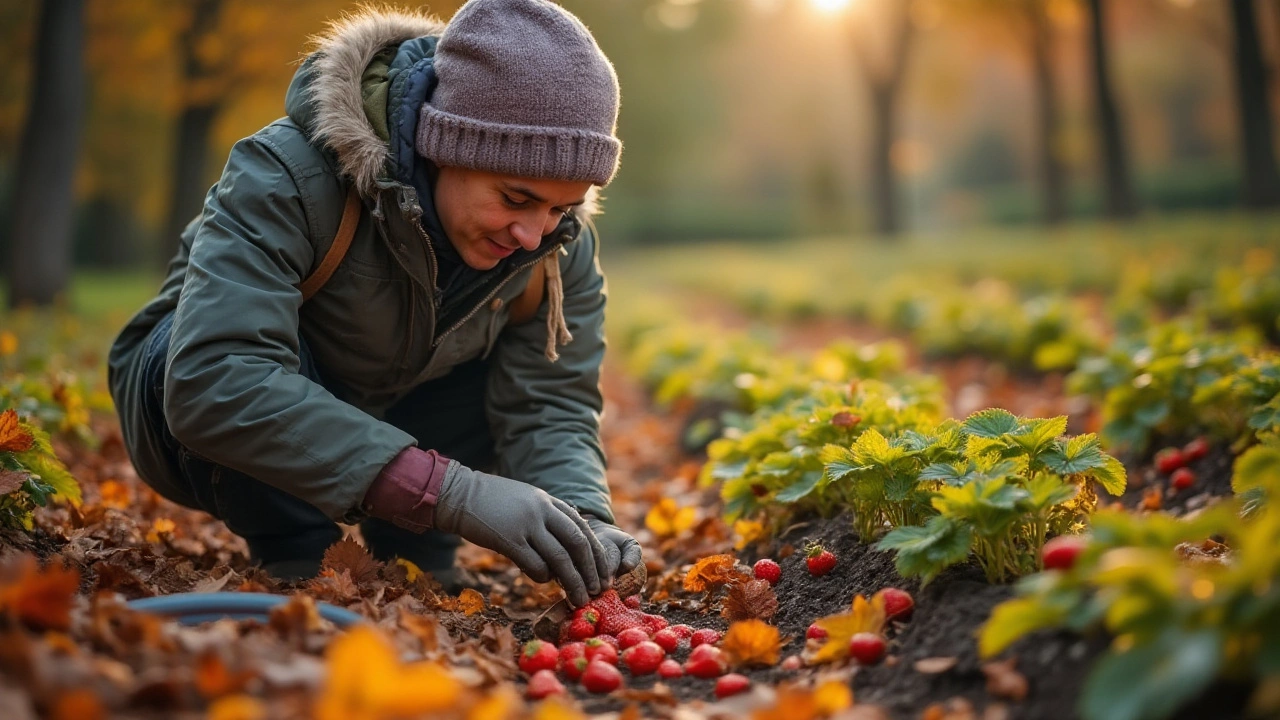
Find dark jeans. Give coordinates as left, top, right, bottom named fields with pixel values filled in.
left=140, top=311, right=494, bottom=574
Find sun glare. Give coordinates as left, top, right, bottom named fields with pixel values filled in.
left=812, top=0, right=853, bottom=13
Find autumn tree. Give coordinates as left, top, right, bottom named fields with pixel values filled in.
left=6, top=0, right=86, bottom=308
left=1226, top=0, right=1280, bottom=208
left=1083, top=0, right=1137, bottom=219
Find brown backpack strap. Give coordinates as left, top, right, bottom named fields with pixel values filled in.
left=298, top=187, right=362, bottom=302
left=508, top=258, right=547, bottom=325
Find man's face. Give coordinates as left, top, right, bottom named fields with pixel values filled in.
left=433, top=167, right=592, bottom=271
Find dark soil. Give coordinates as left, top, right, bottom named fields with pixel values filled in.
left=1118, top=441, right=1237, bottom=516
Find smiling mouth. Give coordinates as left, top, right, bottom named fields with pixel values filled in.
left=486, top=238, right=517, bottom=257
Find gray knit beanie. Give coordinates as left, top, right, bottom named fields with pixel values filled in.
left=417, top=0, right=622, bottom=186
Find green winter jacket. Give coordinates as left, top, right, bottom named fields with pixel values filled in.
left=106, top=10, right=613, bottom=525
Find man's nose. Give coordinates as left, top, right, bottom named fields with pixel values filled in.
left=510, top=219, right=543, bottom=251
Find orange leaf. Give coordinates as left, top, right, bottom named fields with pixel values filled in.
left=0, top=409, right=34, bottom=453
left=645, top=498, right=697, bottom=538
left=0, top=555, right=80, bottom=631
left=207, top=695, right=266, bottom=720
left=682, top=554, right=749, bottom=593
left=49, top=688, right=104, bottom=720
left=316, top=625, right=461, bottom=720
left=321, top=537, right=383, bottom=584
left=441, top=588, right=485, bottom=616
left=721, top=618, right=783, bottom=667
left=98, top=479, right=131, bottom=509
left=195, top=650, right=255, bottom=699
left=810, top=593, right=887, bottom=665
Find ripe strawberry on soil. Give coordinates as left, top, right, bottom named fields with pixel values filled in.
left=849, top=632, right=886, bottom=665
left=715, top=673, right=752, bottom=699
left=518, top=639, right=558, bottom=675
left=562, top=655, right=589, bottom=682
left=1183, top=437, right=1210, bottom=462
left=1042, top=535, right=1087, bottom=571
left=581, top=659, right=623, bottom=694
left=806, top=543, right=837, bottom=576
left=622, top=641, right=666, bottom=675
left=658, top=659, right=684, bottom=678
left=624, top=595, right=642, bottom=609
left=669, top=624, right=695, bottom=639
left=617, top=627, right=650, bottom=649
left=753, top=558, right=781, bottom=585
left=1155, top=447, right=1186, bottom=474
left=690, top=628, right=721, bottom=647
left=875, top=587, right=915, bottom=621
left=652, top=627, right=682, bottom=653
left=1171, top=467, right=1196, bottom=491
left=806, top=623, right=828, bottom=641
left=685, top=644, right=727, bottom=678
left=526, top=669, right=565, bottom=699
left=583, top=638, right=618, bottom=665
left=558, top=589, right=667, bottom=642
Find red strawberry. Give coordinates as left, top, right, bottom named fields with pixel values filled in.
left=848, top=632, right=885, bottom=665
left=1171, top=467, right=1196, bottom=491
left=581, top=659, right=623, bottom=694
left=1042, top=535, right=1087, bottom=571
left=805, top=623, right=828, bottom=641
left=558, top=642, right=585, bottom=669
left=584, top=638, right=618, bottom=665
left=805, top=544, right=837, bottom=576
left=1183, top=437, right=1210, bottom=462
left=587, top=590, right=649, bottom=636
left=1155, top=447, right=1186, bottom=474
left=617, top=627, right=650, bottom=649
left=621, top=640, right=665, bottom=676
left=595, top=634, right=620, bottom=649
left=781, top=655, right=803, bottom=670
left=690, top=628, right=720, bottom=647
left=753, top=559, right=781, bottom=585
left=657, top=658, right=684, bottom=679
left=715, top=673, right=751, bottom=699
left=652, top=627, right=682, bottom=653
left=684, top=644, right=726, bottom=678
left=641, top=613, right=669, bottom=634
left=832, top=412, right=861, bottom=428
left=562, top=616, right=597, bottom=642
left=624, top=595, right=642, bottom=609
left=562, top=655, right=589, bottom=682
left=518, top=640, right=559, bottom=675
left=525, top=669, right=565, bottom=700
left=669, top=624, right=695, bottom=640
left=874, top=587, right=914, bottom=622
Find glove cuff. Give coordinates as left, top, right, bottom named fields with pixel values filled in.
left=360, top=447, right=452, bottom=532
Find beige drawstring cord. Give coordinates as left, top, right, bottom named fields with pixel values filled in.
left=543, top=253, right=573, bottom=362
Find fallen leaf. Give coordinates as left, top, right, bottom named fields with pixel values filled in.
left=733, top=519, right=766, bottom=550
left=48, top=689, right=104, bottom=720
left=721, top=618, right=783, bottom=667
left=645, top=498, right=697, bottom=538
left=307, top=568, right=360, bottom=604
left=207, top=695, right=266, bottom=720
left=1140, top=487, right=1163, bottom=511
left=0, top=469, right=28, bottom=495
left=315, top=625, right=461, bottom=720
left=683, top=554, right=749, bottom=593
left=529, top=696, right=587, bottom=720
left=0, top=330, right=16, bottom=356
left=814, top=680, right=853, bottom=714
left=268, top=594, right=324, bottom=641
left=613, top=683, right=677, bottom=706
left=321, top=537, right=383, bottom=584
left=981, top=657, right=1028, bottom=701
left=0, top=410, right=34, bottom=453
left=145, top=518, right=176, bottom=543
left=809, top=593, right=887, bottom=665
left=98, top=480, right=131, bottom=509
left=915, top=656, right=959, bottom=674
left=0, top=555, right=80, bottom=631
left=722, top=579, right=778, bottom=621
left=440, top=588, right=485, bottom=616
left=195, top=650, right=255, bottom=699
left=395, top=558, right=423, bottom=582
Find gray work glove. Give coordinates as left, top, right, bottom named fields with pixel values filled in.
left=583, top=515, right=643, bottom=588
left=433, top=462, right=607, bottom=607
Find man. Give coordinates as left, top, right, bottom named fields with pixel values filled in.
left=107, top=0, right=640, bottom=608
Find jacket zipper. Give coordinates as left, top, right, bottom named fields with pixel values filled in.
left=431, top=244, right=561, bottom=349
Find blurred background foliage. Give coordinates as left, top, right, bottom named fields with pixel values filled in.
left=1, top=0, right=1279, bottom=306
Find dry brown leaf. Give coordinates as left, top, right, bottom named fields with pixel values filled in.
left=194, top=650, right=255, bottom=699
left=308, top=568, right=361, bottom=604
left=268, top=594, right=324, bottom=641
left=0, top=410, right=34, bottom=453
left=48, top=688, right=104, bottom=720
left=98, top=479, right=131, bottom=509
left=0, top=469, right=27, bottom=495
left=1140, top=486, right=1163, bottom=511
left=722, top=579, right=778, bottom=621
left=440, top=588, right=485, bottom=615
left=0, top=555, right=80, bottom=631
left=398, top=610, right=441, bottom=653
left=981, top=657, right=1028, bottom=701
left=613, top=683, right=677, bottom=707
left=321, top=537, right=383, bottom=584
left=682, top=554, right=749, bottom=593
left=914, top=656, right=959, bottom=674
left=721, top=618, right=783, bottom=667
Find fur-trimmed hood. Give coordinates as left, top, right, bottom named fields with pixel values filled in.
left=286, top=7, right=601, bottom=214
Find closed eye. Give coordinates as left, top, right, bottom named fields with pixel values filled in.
left=501, top=194, right=529, bottom=209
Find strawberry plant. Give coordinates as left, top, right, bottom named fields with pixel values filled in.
left=978, top=473, right=1280, bottom=720
left=874, top=409, right=1126, bottom=584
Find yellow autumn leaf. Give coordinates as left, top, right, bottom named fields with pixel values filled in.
left=733, top=519, right=765, bottom=550
left=396, top=558, right=423, bottom=583
left=721, top=618, right=783, bottom=667
left=316, top=625, right=461, bottom=720
left=0, top=331, right=16, bottom=357
left=207, top=695, right=266, bottom=720
left=813, top=680, right=853, bottom=714
left=0, top=409, right=34, bottom=453
left=810, top=593, right=887, bottom=665
left=530, top=697, right=586, bottom=720
left=645, top=498, right=697, bottom=538
left=466, top=686, right=519, bottom=720
left=683, top=554, right=748, bottom=593
left=146, top=518, right=176, bottom=543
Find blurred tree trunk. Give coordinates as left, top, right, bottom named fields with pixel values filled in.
left=1228, top=0, right=1280, bottom=208
left=1027, top=0, right=1066, bottom=225
left=853, top=1, right=915, bottom=240
left=160, top=0, right=224, bottom=267
left=1084, top=0, right=1137, bottom=219
left=6, top=0, right=86, bottom=308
